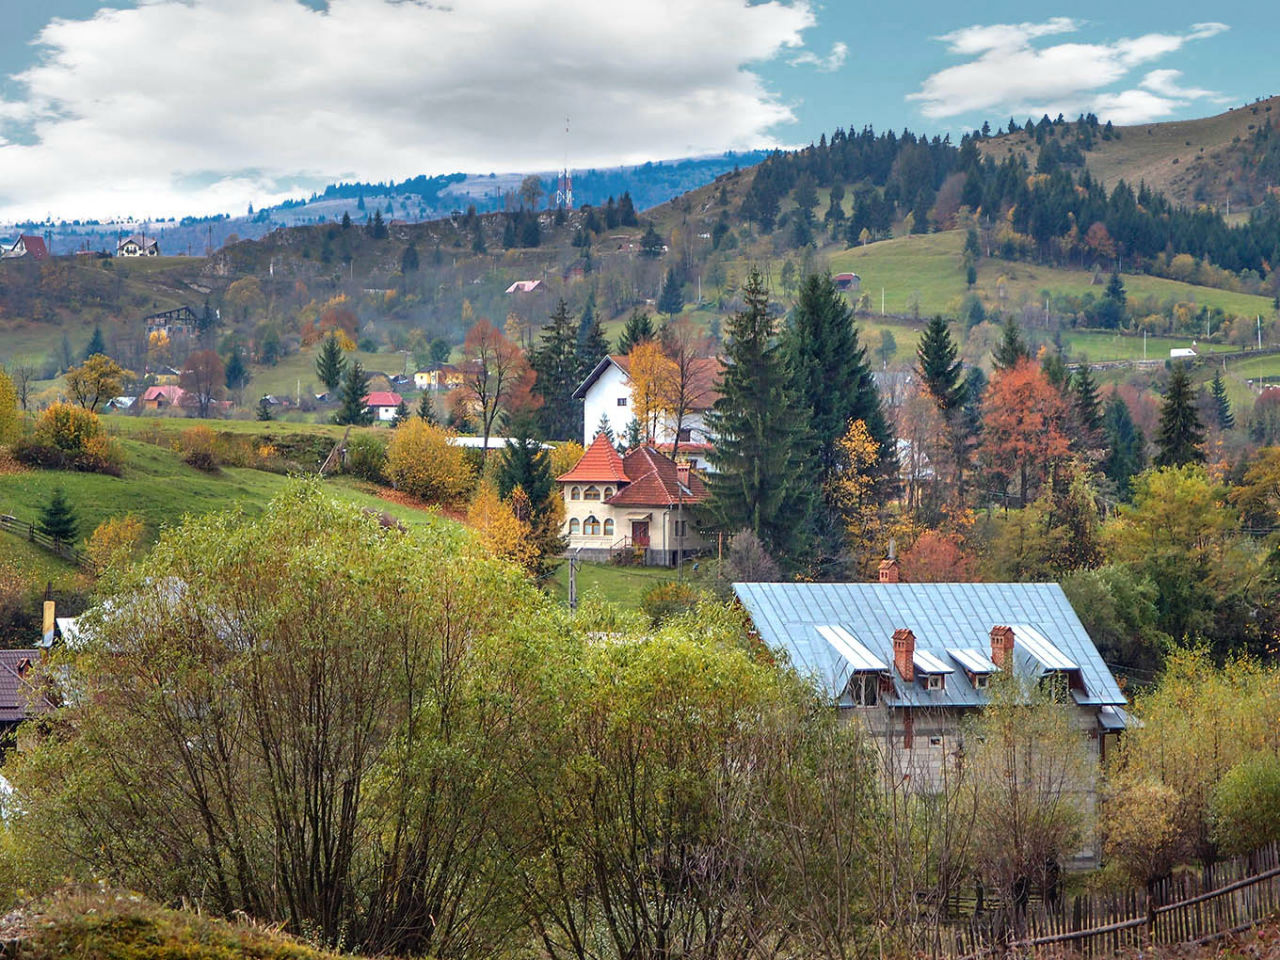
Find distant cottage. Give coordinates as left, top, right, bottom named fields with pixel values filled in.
left=117, top=234, right=160, bottom=257
left=833, top=272, right=861, bottom=292
left=1, top=234, right=49, bottom=261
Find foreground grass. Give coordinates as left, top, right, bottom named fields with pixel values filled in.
left=548, top=558, right=723, bottom=609
left=4, top=890, right=346, bottom=960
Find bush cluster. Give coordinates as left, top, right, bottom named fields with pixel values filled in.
left=13, top=404, right=122, bottom=475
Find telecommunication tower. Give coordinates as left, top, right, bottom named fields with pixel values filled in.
left=555, top=117, right=573, bottom=209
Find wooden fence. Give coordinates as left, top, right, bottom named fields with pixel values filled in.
left=0, top=513, right=89, bottom=568
left=949, top=842, right=1280, bottom=957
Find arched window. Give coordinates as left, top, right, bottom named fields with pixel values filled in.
left=568, top=518, right=580, bottom=535
left=584, top=516, right=601, bottom=536
left=570, top=486, right=581, bottom=501
left=603, top=486, right=614, bottom=499
left=603, top=518, right=615, bottom=536
left=583, top=485, right=601, bottom=501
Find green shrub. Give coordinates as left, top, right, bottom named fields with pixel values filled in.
left=1210, top=753, right=1280, bottom=855
left=640, top=581, right=702, bottom=626
left=343, top=433, right=387, bottom=483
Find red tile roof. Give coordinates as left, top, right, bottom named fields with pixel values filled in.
left=607, top=446, right=706, bottom=507
left=362, top=391, right=403, bottom=407
left=0, top=649, right=50, bottom=724
left=557, top=432, right=629, bottom=483
left=142, top=384, right=185, bottom=404
left=15, top=234, right=49, bottom=260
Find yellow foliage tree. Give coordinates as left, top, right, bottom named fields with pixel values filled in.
left=0, top=368, right=19, bottom=446
left=467, top=482, right=538, bottom=573
left=627, top=339, right=676, bottom=440
left=549, top=441, right=584, bottom=479
left=35, top=402, right=103, bottom=453
left=384, top=420, right=476, bottom=505
left=65, top=354, right=130, bottom=412
left=87, top=514, right=146, bottom=573
left=828, top=419, right=883, bottom=572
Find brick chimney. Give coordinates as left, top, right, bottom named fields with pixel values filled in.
left=878, top=557, right=900, bottom=583
left=42, top=600, right=55, bottom=641
left=893, top=628, right=916, bottom=681
left=676, top=462, right=690, bottom=487
left=990, top=625, right=1015, bottom=668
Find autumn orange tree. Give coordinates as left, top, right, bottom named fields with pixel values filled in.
left=461, top=318, right=531, bottom=456
left=627, top=339, right=676, bottom=440
left=979, top=358, right=1070, bottom=505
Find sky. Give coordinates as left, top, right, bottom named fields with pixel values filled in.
left=0, top=0, right=1272, bottom=223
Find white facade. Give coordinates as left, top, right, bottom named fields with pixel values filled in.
left=579, top=359, right=715, bottom=470
left=562, top=488, right=705, bottom=560
left=371, top=404, right=398, bottom=421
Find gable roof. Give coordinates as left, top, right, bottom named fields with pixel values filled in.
left=117, top=234, right=158, bottom=251
left=572, top=354, right=722, bottom=410
left=733, top=581, right=1126, bottom=712
left=557, top=432, right=629, bottom=484
left=142, top=384, right=184, bottom=403
left=607, top=446, right=706, bottom=506
left=14, top=235, right=49, bottom=260
left=0, top=649, right=49, bottom=724
left=362, top=391, right=403, bottom=407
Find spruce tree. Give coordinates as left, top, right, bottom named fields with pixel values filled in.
left=575, top=295, right=610, bottom=380
left=392, top=400, right=410, bottom=425
left=400, top=243, right=419, bottom=273
left=623, top=417, right=643, bottom=451
left=639, top=223, right=664, bottom=259
left=1072, top=362, right=1103, bottom=435
left=783, top=271, right=892, bottom=484
left=1102, top=393, right=1145, bottom=499
left=315, top=334, right=347, bottom=392
left=618, top=191, right=638, bottom=226
left=83, top=325, right=106, bottom=361
left=1154, top=363, right=1206, bottom=467
left=38, top=487, right=78, bottom=543
left=417, top=392, right=437, bottom=424
left=333, top=361, right=372, bottom=426
left=657, top=268, right=684, bottom=316
left=593, top=412, right=615, bottom=445
left=704, top=269, right=815, bottom=566
left=1209, top=370, right=1234, bottom=429
left=497, top=415, right=563, bottom=572
left=916, top=315, right=964, bottom=410
left=530, top=299, right=581, bottom=440
left=992, top=316, right=1031, bottom=370
left=256, top=396, right=274, bottom=421
left=616, top=310, right=655, bottom=354
left=225, top=350, right=249, bottom=391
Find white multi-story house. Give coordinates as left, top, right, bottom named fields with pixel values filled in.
left=572, top=354, right=721, bottom=471
left=117, top=234, right=160, bottom=257
left=557, top=433, right=709, bottom=566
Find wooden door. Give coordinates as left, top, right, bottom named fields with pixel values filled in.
left=631, top=520, right=650, bottom=548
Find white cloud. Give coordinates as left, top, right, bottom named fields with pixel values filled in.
left=909, top=18, right=1228, bottom=125
left=0, top=0, right=817, bottom=221
left=790, top=41, right=847, bottom=72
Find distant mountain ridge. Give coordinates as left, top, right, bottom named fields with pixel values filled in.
left=1, top=150, right=770, bottom=259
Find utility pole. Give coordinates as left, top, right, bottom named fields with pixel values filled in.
left=1259, top=315, right=1264, bottom=351
left=881, top=288, right=885, bottom=316
left=568, top=553, right=580, bottom=610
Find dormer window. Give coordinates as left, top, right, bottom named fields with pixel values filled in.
left=972, top=673, right=991, bottom=690
left=925, top=674, right=945, bottom=691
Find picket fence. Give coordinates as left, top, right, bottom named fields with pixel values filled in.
left=0, top=513, right=89, bottom=569
left=949, top=842, right=1280, bottom=958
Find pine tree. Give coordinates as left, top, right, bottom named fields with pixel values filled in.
left=497, top=415, right=564, bottom=574
left=1072, top=362, right=1103, bottom=435
left=639, top=223, right=664, bottom=259
left=38, top=487, right=78, bottom=543
left=704, top=268, right=816, bottom=566
left=624, top=417, right=643, bottom=451
left=333, top=361, right=372, bottom=426
left=417, top=392, right=437, bottom=424
left=83, top=325, right=106, bottom=361
left=593, top=412, right=615, bottom=445
left=657, top=269, right=684, bottom=315
left=575, top=293, right=610, bottom=380
left=471, top=222, right=486, bottom=253
left=341, top=211, right=351, bottom=229
left=392, top=400, right=410, bottom=425
left=618, top=191, right=638, bottom=226
left=1102, top=393, right=1145, bottom=498
left=256, top=396, right=274, bottom=421
left=1154, top=363, right=1206, bottom=467
left=225, top=350, right=250, bottom=391
left=992, top=316, right=1031, bottom=370
left=315, top=333, right=347, bottom=392
left=1209, top=370, right=1234, bottom=429
left=501, top=216, right=517, bottom=249
left=530, top=299, right=581, bottom=440
left=401, top=243, right=419, bottom=273
left=784, top=271, right=892, bottom=485
left=616, top=309, right=655, bottom=354
left=916, top=315, right=964, bottom=410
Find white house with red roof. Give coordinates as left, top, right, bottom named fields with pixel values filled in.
left=2, top=234, right=49, bottom=260
left=557, top=433, right=709, bottom=566
left=362, top=391, right=404, bottom=421
left=572, top=354, right=721, bottom=471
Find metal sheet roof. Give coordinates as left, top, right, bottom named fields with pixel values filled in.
left=1008, top=623, right=1078, bottom=671
left=816, top=625, right=886, bottom=673
left=733, top=582, right=1126, bottom=709
left=913, top=649, right=954, bottom=674
left=948, top=647, right=999, bottom=674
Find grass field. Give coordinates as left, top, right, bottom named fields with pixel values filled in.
left=547, top=558, right=722, bottom=609
left=826, top=231, right=1277, bottom=322
left=0, top=431, right=452, bottom=556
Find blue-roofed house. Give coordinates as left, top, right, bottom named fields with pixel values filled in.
left=733, top=565, right=1129, bottom=863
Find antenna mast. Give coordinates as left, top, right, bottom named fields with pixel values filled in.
left=555, top=117, right=573, bottom=209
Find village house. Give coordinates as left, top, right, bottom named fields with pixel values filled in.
left=117, top=234, right=160, bottom=257
left=362, top=390, right=403, bottom=421
left=140, top=384, right=185, bottom=411
left=504, top=279, right=542, bottom=294
left=1, top=234, right=50, bottom=260
left=733, top=566, right=1129, bottom=866
left=557, top=433, right=708, bottom=566
left=833, top=272, right=861, bottom=292
left=573, top=354, right=721, bottom=471
left=413, top=363, right=464, bottom=390
left=0, top=649, right=48, bottom=748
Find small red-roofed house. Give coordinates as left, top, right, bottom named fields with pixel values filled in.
left=2, top=234, right=49, bottom=261
left=140, top=384, right=185, bottom=411
left=557, top=433, right=708, bottom=565
left=362, top=391, right=404, bottom=421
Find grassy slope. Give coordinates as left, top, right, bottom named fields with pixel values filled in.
left=977, top=95, right=1280, bottom=205
left=547, top=559, right=723, bottom=610
left=0, top=424, right=451, bottom=559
